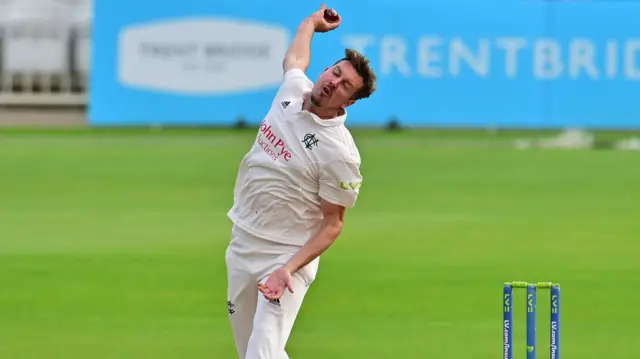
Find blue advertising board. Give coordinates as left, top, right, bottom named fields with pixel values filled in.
left=89, top=0, right=640, bottom=128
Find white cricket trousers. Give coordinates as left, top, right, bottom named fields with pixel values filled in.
left=225, top=225, right=319, bottom=359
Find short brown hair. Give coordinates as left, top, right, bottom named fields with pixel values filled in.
left=334, top=48, right=377, bottom=101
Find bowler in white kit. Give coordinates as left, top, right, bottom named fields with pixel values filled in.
left=225, top=4, right=378, bottom=359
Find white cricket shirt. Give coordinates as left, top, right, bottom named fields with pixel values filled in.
left=227, top=68, right=363, bottom=247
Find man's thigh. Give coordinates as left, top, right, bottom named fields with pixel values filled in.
left=226, top=247, right=259, bottom=359
left=244, top=272, right=312, bottom=359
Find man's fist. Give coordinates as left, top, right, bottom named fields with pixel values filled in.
left=310, top=4, right=341, bottom=33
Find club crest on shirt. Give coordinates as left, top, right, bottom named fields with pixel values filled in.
left=301, top=133, right=319, bottom=150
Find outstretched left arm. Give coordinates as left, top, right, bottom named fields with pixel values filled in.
left=258, top=157, right=362, bottom=300
left=283, top=199, right=345, bottom=274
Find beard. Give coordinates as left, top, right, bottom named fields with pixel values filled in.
left=310, top=92, right=322, bottom=107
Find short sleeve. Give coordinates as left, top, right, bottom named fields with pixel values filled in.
left=319, top=159, right=363, bottom=209
left=275, top=68, right=313, bottom=100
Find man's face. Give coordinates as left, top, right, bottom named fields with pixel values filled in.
left=309, top=60, right=364, bottom=111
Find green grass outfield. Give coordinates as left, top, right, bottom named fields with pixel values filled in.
left=1, top=128, right=638, bottom=358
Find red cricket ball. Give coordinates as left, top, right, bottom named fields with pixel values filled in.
left=324, top=8, right=340, bottom=23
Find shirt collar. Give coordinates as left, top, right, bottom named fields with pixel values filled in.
left=303, top=109, right=347, bottom=127
left=299, top=98, right=347, bottom=127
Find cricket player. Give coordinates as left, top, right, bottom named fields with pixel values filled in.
left=225, top=4, right=377, bottom=358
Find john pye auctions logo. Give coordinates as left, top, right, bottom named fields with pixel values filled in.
left=257, top=120, right=292, bottom=162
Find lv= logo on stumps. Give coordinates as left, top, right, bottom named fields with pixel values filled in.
left=503, top=281, right=561, bottom=359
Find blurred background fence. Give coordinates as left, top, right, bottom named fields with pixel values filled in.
left=1, top=0, right=640, bottom=130
left=0, top=0, right=91, bottom=108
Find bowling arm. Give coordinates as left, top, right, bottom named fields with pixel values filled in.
left=283, top=18, right=316, bottom=73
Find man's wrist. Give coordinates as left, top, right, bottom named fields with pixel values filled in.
left=302, top=17, right=317, bottom=31
left=282, top=262, right=296, bottom=274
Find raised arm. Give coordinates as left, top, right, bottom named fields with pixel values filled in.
left=282, top=4, right=342, bottom=73
left=282, top=19, right=315, bottom=73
